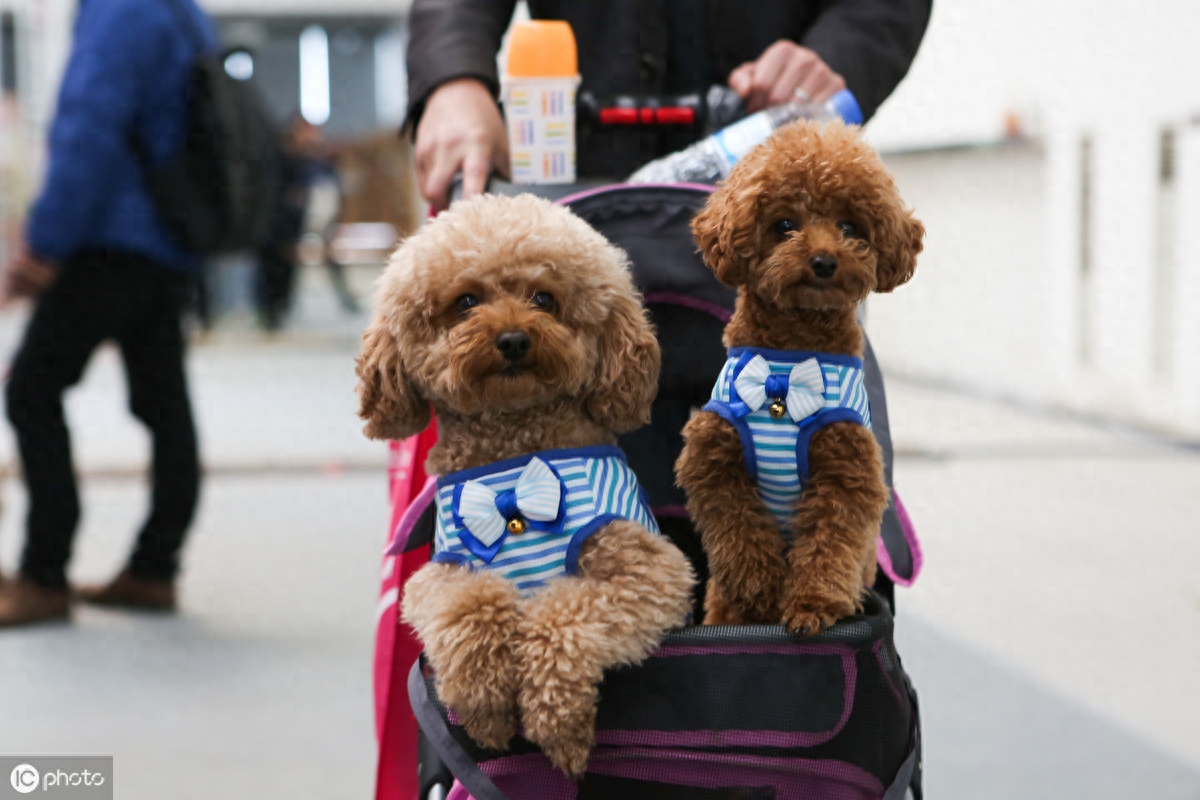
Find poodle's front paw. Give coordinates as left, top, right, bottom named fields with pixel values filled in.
left=401, top=563, right=524, bottom=750
left=535, top=727, right=594, bottom=778
left=779, top=588, right=856, bottom=636
left=702, top=579, right=741, bottom=625
left=453, top=692, right=518, bottom=751
left=703, top=576, right=770, bottom=625
left=518, top=681, right=596, bottom=777
left=515, top=618, right=601, bottom=777
left=430, top=641, right=522, bottom=751
left=718, top=557, right=786, bottom=624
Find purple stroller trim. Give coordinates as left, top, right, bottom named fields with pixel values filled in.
left=653, top=642, right=855, bottom=659
left=450, top=749, right=886, bottom=800
left=875, top=489, right=922, bottom=586
left=384, top=475, right=438, bottom=555
left=588, top=748, right=886, bottom=800
left=594, top=726, right=852, bottom=750
left=446, top=753, right=577, bottom=800
left=451, top=643, right=855, bottom=743
left=555, top=181, right=716, bottom=206
left=642, top=291, right=733, bottom=322
left=649, top=504, right=690, bottom=519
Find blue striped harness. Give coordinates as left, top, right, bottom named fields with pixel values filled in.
left=431, top=446, right=660, bottom=597
left=702, top=348, right=872, bottom=536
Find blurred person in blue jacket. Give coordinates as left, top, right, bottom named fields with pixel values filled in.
left=0, top=0, right=216, bottom=626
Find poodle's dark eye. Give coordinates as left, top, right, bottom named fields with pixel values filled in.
left=454, top=294, right=480, bottom=315
left=772, top=218, right=799, bottom=237
left=531, top=291, right=556, bottom=312
left=837, top=220, right=861, bottom=238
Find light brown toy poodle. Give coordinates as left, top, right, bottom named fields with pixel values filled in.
left=356, top=193, right=695, bottom=776
left=676, top=120, right=924, bottom=635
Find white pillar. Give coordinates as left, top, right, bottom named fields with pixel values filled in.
left=1042, top=124, right=1085, bottom=404
left=1170, top=125, right=1200, bottom=432
left=1089, top=122, right=1159, bottom=396
left=23, top=0, right=73, bottom=133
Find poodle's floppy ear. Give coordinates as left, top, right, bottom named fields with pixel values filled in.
left=584, top=293, right=661, bottom=434
left=691, top=183, right=760, bottom=288
left=872, top=203, right=925, bottom=293
left=355, top=315, right=430, bottom=440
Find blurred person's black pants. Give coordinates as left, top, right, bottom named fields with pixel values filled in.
left=255, top=243, right=296, bottom=330
left=5, top=250, right=200, bottom=589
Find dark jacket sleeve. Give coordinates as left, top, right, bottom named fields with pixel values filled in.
left=405, top=0, right=518, bottom=131
left=26, top=0, right=167, bottom=262
left=801, top=0, right=932, bottom=122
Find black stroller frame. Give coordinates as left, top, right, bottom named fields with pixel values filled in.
left=403, top=181, right=923, bottom=800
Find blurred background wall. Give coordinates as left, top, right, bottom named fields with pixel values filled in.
left=863, top=0, right=1200, bottom=439
left=3, top=0, right=1200, bottom=435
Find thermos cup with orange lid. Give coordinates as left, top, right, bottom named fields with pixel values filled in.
left=501, top=21, right=581, bottom=185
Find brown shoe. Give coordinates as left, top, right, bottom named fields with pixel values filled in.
left=76, top=570, right=177, bottom=612
left=0, top=578, right=71, bottom=627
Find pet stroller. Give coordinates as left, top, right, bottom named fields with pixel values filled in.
left=374, top=181, right=925, bottom=800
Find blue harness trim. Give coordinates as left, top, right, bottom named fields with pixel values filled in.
left=430, top=445, right=659, bottom=596
left=703, top=348, right=872, bottom=532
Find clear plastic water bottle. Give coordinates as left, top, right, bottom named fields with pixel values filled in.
left=627, top=88, right=863, bottom=184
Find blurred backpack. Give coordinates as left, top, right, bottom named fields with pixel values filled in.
left=133, top=0, right=280, bottom=255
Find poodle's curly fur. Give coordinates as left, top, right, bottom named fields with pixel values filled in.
left=677, top=121, right=924, bottom=634
left=357, top=194, right=694, bottom=775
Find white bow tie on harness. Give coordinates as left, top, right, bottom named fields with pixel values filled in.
left=457, top=457, right=562, bottom=547
left=734, top=354, right=827, bottom=422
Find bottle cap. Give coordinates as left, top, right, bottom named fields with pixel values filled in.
left=505, top=21, right=578, bottom=78
left=827, top=89, right=863, bottom=126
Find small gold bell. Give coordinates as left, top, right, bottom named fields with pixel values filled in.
left=506, top=517, right=526, bottom=535
left=769, top=399, right=787, bottom=418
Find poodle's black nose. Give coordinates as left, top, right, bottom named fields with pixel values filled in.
left=496, top=331, right=532, bottom=362
left=809, top=254, right=838, bottom=278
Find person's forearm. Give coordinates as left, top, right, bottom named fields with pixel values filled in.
left=801, top=0, right=932, bottom=122
left=405, top=0, right=517, bottom=131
